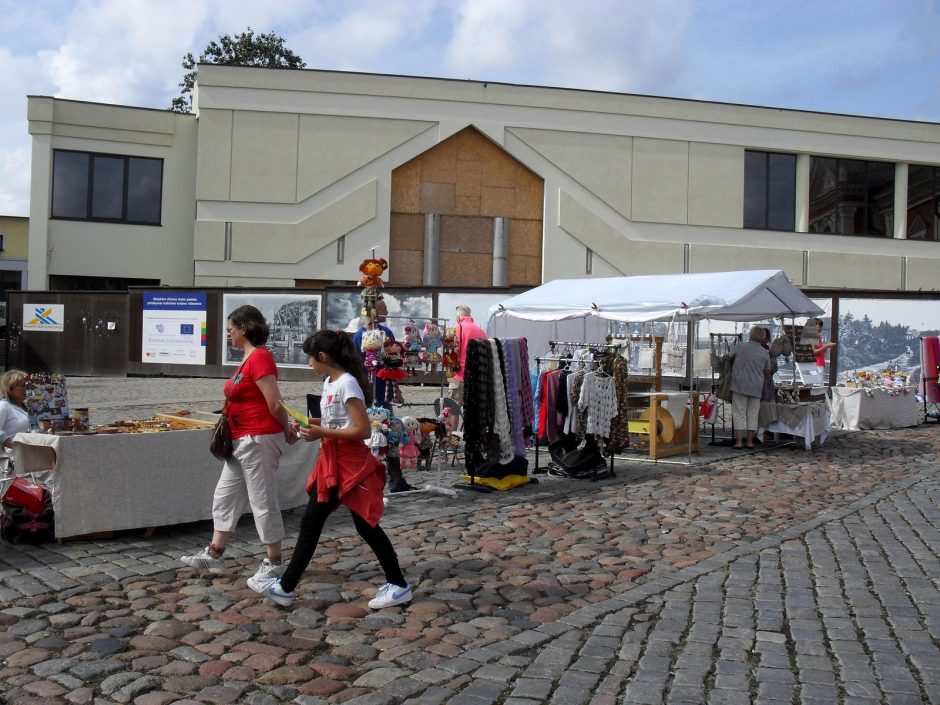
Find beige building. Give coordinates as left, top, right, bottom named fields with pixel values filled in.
left=26, top=66, right=940, bottom=292
left=0, top=215, right=28, bottom=298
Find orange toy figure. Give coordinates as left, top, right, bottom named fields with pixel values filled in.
left=358, top=258, right=388, bottom=289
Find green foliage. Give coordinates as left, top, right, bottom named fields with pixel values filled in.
left=170, top=27, right=306, bottom=113
left=837, top=311, right=916, bottom=373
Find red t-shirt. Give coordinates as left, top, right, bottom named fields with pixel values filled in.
left=224, top=347, right=282, bottom=438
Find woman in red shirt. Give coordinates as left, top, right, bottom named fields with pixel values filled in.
left=181, top=305, right=296, bottom=580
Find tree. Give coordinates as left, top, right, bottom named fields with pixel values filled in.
left=170, top=28, right=306, bottom=113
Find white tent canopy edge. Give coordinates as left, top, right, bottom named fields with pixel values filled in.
left=485, top=270, right=825, bottom=361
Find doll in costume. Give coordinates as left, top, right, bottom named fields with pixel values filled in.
left=360, top=328, right=386, bottom=376
left=403, top=323, right=423, bottom=368
left=399, top=416, right=421, bottom=469
left=421, top=322, right=443, bottom=371
left=377, top=338, right=407, bottom=406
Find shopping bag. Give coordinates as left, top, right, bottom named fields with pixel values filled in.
left=699, top=393, right=718, bottom=423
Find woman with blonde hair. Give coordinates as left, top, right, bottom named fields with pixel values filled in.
left=0, top=370, right=30, bottom=469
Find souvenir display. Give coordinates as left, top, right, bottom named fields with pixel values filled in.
left=24, top=373, right=69, bottom=430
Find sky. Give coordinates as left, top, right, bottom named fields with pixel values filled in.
left=1, top=0, right=939, bottom=217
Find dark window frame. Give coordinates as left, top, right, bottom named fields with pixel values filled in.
left=51, top=148, right=163, bottom=226
left=743, top=150, right=796, bottom=231
left=808, top=156, right=894, bottom=238
left=906, top=164, right=940, bottom=241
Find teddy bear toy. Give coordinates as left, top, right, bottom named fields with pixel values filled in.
left=360, top=328, right=386, bottom=374
left=421, top=322, right=443, bottom=370
left=403, top=324, right=423, bottom=368
left=399, top=416, right=421, bottom=469
left=358, top=257, right=388, bottom=290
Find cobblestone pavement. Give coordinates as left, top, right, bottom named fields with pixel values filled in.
left=1, top=377, right=939, bottom=704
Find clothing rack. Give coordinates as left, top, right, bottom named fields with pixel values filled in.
left=706, top=333, right=740, bottom=446
left=534, top=340, right=620, bottom=480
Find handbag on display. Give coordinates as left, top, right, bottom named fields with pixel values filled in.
left=1, top=481, right=54, bottom=545
left=210, top=357, right=247, bottom=462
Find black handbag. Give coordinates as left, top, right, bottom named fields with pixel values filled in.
left=210, top=357, right=247, bottom=461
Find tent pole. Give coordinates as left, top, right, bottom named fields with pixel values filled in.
left=686, top=319, right=695, bottom=463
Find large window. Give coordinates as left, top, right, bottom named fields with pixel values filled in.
left=808, top=157, right=894, bottom=237
left=51, top=150, right=163, bottom=225
left=744, top=151, right=796, bottom=230
left=907, top=165, right=940, bottom=240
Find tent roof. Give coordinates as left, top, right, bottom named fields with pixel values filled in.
left=488, top=270, right=824, bottom=324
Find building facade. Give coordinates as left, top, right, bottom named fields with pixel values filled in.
left=27, top=66, right=940, bottom=293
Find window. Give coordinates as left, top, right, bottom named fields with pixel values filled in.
left=808, top=157, right=894, bottom=237
left=907, top=165, right=940, bottom=240
left=744, top=151, right=796, bottom=231
left=51, top=149, right=163, bottom=225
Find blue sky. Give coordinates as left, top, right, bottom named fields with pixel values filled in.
left=1, top=0, right=938, bottom=216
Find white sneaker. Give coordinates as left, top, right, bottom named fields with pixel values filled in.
left=180, top=547, right=225, bottom=575
left=251, top=558, right=284, bottom=581
left=247, top=576, right=294, bottom=607
left=368, top=583, right=413, bottom=609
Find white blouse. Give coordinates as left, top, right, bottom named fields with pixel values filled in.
left=0, top=400, right=30, bottom=452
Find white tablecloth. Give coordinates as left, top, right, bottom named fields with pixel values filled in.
left=757, top=400, right=830, bottom=451
left=12, top=430, right=317, bottom=539
left=829, top=386, right=920, bottom=430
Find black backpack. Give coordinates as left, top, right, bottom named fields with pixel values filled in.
left=1, top=488, right=55, bottom=545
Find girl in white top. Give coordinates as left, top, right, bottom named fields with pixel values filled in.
left=0, top=369, right=30, bottom=470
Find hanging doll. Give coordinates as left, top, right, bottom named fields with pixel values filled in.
left=365, top=405, right=390, bottom=459
left=399, top=416, right=421, bottom=469
left=377, top=338, right=407, bottom=406
left=403, top=323, right=423, bottom=368
left=442, top=327, right=459, bottom=379
left=360, top=328, right=386, bottom=376
left=358, top=257, right=388, bottom=321
left=421, top=322, right=443, bottom=372
left=384, top=415, right=413, bottom=493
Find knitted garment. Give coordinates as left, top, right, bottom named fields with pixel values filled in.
left=563, top=370, right=586, bottom=436
left=499, top=337, right=527, bottom=457
left=517, top=337, right=535, bottom=430
left=462, top=338, right=494, bottom=472
left=578, top=372, right=619, bottom=438
left=489, top=340, right=515, bottom=464
left=605, top=356, right=631, bottom=453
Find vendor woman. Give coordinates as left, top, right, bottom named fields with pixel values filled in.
left=0, top=370, right=30, bottom=469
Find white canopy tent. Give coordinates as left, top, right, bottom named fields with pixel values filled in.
left=486, top=270, right=825, bottom=362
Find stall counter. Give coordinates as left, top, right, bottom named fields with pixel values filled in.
left=13, top=429, right=317, bottom=540
left=756, top=400, right=830, bottom=451
left=829, top=386, right=920, bottom=430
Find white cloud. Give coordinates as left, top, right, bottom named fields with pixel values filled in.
left=444, top=0, right=690, bottom=93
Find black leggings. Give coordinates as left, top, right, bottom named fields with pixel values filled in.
left=279, top=488, right=406, bottom=593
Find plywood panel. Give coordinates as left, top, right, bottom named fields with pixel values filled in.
left=481, top=186, right=515, bottom=217
left=481, top=150, right=517, bottom=189
left=420, top=182, right=456, bottom=215
left=421, top=138, right=458, bottom=184
left=439, top=252, right=493, bottom=286
left=390, top=213, right=424, bottom=251
left=441, top=216, right=492, bottom=254
left=391, top=159, right=421, bottom=214
left=515, top=177, right=544, bottom=220
left=456, top=159, right=483, bottom=198
left=456, top=195, right=482, bottom=215
left=388, top=248, right=423, bottom=285
left=508, top=219, right=542, bottom=256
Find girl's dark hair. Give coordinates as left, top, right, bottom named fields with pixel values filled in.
left=228, top=305, right=269, bottom=346
left=303, top=330, right=373, bottom=405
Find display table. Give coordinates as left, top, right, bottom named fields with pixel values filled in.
left=12, top=430, right=318, bottom=539
left=756, top=400, right=830, bottom=450
left=829, top=386, right=920, bottom=430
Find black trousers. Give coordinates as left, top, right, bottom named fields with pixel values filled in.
left=279, top=487, right=406, bottom=593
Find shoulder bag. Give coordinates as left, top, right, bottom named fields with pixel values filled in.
left=210, top=356, right=248, bottom=461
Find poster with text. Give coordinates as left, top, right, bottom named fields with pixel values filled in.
left=141, top=292, right=207, bottom=364
left=23, top=303, right=64, bottom=332
left=223, top=293, right=321, bottom=367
